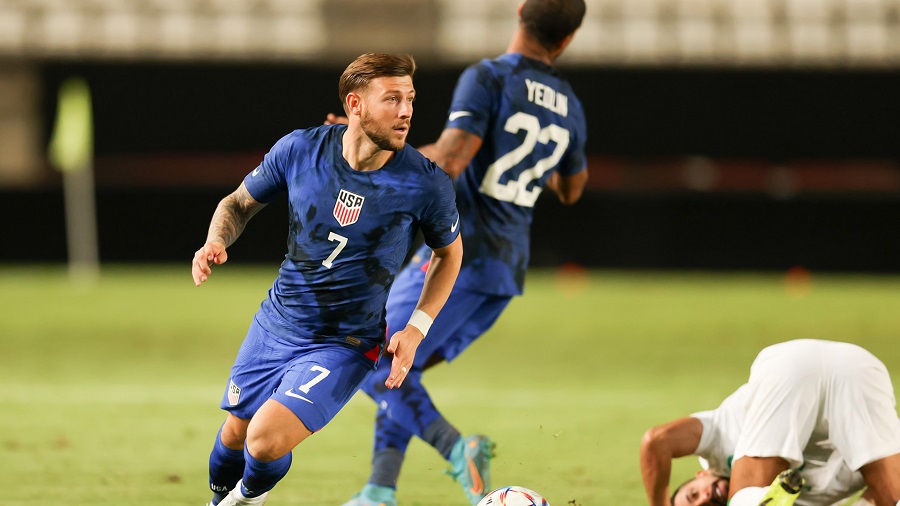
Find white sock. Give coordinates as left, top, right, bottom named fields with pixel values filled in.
left=728, top=486, right=768, bottom=506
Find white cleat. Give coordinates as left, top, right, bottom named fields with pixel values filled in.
left=215, top=480, right=269, bottom=506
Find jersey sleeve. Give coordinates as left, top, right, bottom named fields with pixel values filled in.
left=691, top=410, right=720, bottom=465
left=690, top=384, right=749, bottom=474
left=445, top=62, right=496, bottom=138
left=243, top=132, right=294, bottom=203
left=419, top=169, right=460, bottom=250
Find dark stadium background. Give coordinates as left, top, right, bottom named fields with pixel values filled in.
left=4, top=62, right=896, bottom=271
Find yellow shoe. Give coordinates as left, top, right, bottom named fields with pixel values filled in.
left=758, top=469, right=804, bottom=506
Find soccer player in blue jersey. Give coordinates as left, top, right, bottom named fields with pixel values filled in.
left=192, top=53, right=463, bottom=506
left=333, top=2, right=589, bottom=505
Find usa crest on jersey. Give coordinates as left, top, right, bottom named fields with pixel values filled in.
left=333, top=189, right=365, bottom=226
left=227, top=379, right=241, bottom=406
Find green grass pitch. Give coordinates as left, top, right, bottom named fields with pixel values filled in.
left=2, top=265, right=899, bottom=505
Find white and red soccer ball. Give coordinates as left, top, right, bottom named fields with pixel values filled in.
left=477, top=486, right=550, bottom=506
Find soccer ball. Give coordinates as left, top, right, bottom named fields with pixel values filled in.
left=476, top=486, right=550, bottom=506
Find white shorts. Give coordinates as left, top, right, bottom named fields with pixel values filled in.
left=734, top=339, right=900, bottom=471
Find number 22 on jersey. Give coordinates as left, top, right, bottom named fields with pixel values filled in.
left=479, top=112, right=570, bottom=208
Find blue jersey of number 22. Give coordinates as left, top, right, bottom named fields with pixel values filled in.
left=443, top=53, right=587, bottom=296
left=243, top=124, right=459, bottom=349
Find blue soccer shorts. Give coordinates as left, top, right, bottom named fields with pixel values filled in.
left=220, top=317, right=377, bottom=432
left=386, top=257, right=512, bottom=367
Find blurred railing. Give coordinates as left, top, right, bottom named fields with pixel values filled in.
left=0, top=0, right=898, bottom=67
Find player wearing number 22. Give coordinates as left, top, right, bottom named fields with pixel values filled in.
left=341, top=2, right=590, bottom=505
left=191, top=53, right=462, bottom=506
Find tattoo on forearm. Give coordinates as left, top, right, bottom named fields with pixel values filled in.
left=206, top=187, right=263, bottom=247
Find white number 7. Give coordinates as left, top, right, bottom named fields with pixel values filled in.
left=322, top=232, right=348, bottom=268
left=297, top=365, right=331, bottom=394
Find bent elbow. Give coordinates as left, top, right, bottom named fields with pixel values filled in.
left=641, top=426, right=667, bottom=452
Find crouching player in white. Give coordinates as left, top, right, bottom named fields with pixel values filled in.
left=640, top=339, right=900, bottom=506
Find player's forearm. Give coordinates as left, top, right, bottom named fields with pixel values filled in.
left=206, top=183, right=265, bottom=247
left=640, top=418, right=704, bottom=506
left=640, top=432, right=674, bottom=506
left=547, top=170, right=588, bottom=205
left=418, top=142, right=465, bottom=179
left=415, top=235, right=463, bottom=318
left=419, top=128, right=481, bottom=179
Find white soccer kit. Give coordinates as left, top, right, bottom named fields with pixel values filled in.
left=691, top=339, right=900, bottom=506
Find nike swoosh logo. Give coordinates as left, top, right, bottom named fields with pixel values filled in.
left=450, top=215, right=459, bottom=233
left=448, top=111, right=472, bottom=122
left=467, top=457, right=484, bottom=495
left=285, top=390, right=314, bottom=404
left=252, top=167, right=261, bottom=176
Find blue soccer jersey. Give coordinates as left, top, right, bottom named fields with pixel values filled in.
left=441, top=53, right=587, bottom=296
left=243, top=124, right=459, bottom=349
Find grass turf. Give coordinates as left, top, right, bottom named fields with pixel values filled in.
left=1, top=265, right=899, bottom=505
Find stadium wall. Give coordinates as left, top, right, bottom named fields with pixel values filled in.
left=4, top=187, right=899, bottom=272
left=36, top=62, right=900, bottom=159
left=3, top=62, right=898, bottom=271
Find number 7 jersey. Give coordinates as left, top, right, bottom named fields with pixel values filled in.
left=242, top=124, right=459, bottom=347
left=446, top=52, right=587, bottom=296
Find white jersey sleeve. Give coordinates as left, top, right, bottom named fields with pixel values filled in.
left=691, top=384, right=749, bottom=475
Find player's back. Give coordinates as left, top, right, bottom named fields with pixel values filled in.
left=449, top=53, right=587, bottom=295
left=466, top=53, right=586, bottom=210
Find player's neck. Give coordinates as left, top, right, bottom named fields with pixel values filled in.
left=507, top=30, right=555, bottom=66
left=341, top=127, right=395, bottom=172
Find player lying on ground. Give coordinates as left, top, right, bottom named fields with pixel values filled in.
left=640, top=339, right=900, bottom=506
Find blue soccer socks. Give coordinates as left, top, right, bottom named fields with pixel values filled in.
left=209, top=426, right=245, bottom=504
left=241, top=448, right=291, bottom=497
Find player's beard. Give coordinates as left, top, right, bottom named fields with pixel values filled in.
left=711, top=477, right=728, bottom=506
left=360, top=109, right=407, bottom=152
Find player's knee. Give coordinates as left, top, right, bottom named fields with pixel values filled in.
left=245, top=429, right=292, bottom=462
left=221, top=414, right=249, bottom=449
left=371, top=365, right=391, bottom=382
left=860, top=453, right=900, bottom=505
left=422, top=353, right=444, bottom=370
left=729, top=486, right=767, bottom=506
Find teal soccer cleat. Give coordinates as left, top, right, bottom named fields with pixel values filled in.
left=341, top=484, right=397, bottom=506
left=446, top=435, right=495, bottom=506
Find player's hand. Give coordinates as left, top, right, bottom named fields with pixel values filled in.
left=192, top=241, right=228, bottom=286
left=384, top=325, right=424, bottom=388
left=324, top=113, right=349, bottom=125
